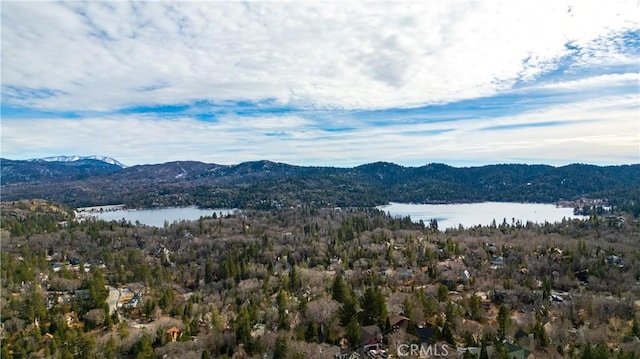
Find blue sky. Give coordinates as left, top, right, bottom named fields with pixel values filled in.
left=1, top=1, right=638, bottom=167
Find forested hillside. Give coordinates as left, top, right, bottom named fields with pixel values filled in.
left=2, top=159, right=639, bottom=213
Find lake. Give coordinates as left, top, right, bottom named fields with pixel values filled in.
left=83, top=206, right=236, bottom=227
left=377, top=202, right=586, bottom=230
left=82, top=202, right=584, bottom=230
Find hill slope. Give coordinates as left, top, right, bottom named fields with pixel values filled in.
left=1, top=158, right=638, bottom=209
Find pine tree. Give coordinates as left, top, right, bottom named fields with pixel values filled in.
left=479, top=337, right=488, bottom=359
left=360, top=287, right=388, bottom=328
left=332, top=274, right=349, bottom=304
left=497, top=305, right=510, bottom=340
left=346, top=318, right=361, bottom=347
left=339, top=294, right=358, bottom=326
left=631, top=317, right=640, bottom=338
left=204, top=258, right=214, bottom=284
left=289, top=265, right=302, bottom=292
left=273, top=336, right=289, bottom=359
left=235, top=306, right=252, bottom=344
left=277, top=290, right=290, bottom=330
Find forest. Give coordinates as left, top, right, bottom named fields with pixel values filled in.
left=2, top=160, right=639, bottom=216
left=1, top=199, right=640, bottom=358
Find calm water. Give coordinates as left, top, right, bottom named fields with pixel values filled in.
left=91, top=207, right=236, bottom=227
left=377, top=202, right=586, bottom=230
left=88, top=202, right=583, bottom=230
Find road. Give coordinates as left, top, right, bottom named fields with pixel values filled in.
left=105, top=286, right=120, bottom=320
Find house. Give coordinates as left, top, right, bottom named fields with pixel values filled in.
left=458, top=343, right=532, bottom=359
left=335, top=351, right=361, bottom=359
left=606, top=255, right=625, bottom=268
left=74, top=290, right=90, bottom=300
left=513, top=329, right=528, bottom=342
left=388, top=314, right=410, bottom=331
left=504, top=343, right=533, bottom=359
left=124, top=293, right=142, bottom=309
left=360, top=325, right=382, bottom=348
left=574, top=269, right=589, bottom=283
left=166, top=326, right=182, bottom=342
left=490, top=255, right=505, bottom=267
left=415, top=324, right=435, bottom=343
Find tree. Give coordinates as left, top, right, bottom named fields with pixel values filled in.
left=235, top=306, right=252, bottom=344
left=85, top=267, right=108, bottom=310
left=437, top=284, right=449, bottom=302
left=430, top=218, right=438, bottom=231
left=77, top=334, right=97, bottom=359
left=479, top=336, right=489, bottom=359
left=132, top=334, right=153, bottom=359
left=345, top=318, right=361, bottom=347
left=277, top=290, right=290, bottom=330
left=332, top=274, right=349, bottom=304
left=339, top=293, right=359, bottom=326
left=289, top=265, right=302, bottom=292
left=533, top=318, right=549, bottom=347
left=273, top=336, right=289, bottom=359
left=360, top=287, right=388, bottom=329
left=542, top=275, right=552, bottom=300
left=205, top=258, right=214, bottom=284
left=630, top=316, right=640, bottom=338
left=101, top=335, right=117, bottom=359
left=497, top=305, right=510, bottom=340
left=305, top=298, right=338, bottom=340
left=468, top=293, right=484, bottom=322
left=441, top=322, right=456, bottom=346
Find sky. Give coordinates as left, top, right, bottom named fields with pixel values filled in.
left=1, top=1, right=639, bottom=167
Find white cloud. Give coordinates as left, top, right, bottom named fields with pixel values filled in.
left=2, top=1, right=638, bottom=167
left=2, top=1, right=638, bottom=111
left=2, top=92, right=637, bottom=166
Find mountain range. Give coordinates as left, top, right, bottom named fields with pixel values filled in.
left=1, top=156, right=639, bottom=211
left=28, top=155, right=127, bottom=168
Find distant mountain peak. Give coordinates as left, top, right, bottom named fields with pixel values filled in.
left=28, top=155, right=127, bottom=168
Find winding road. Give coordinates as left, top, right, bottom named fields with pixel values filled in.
left=105, top=286, right=121, bottom=321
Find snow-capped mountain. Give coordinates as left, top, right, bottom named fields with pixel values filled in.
left=28, top=155, right=127, bottom=168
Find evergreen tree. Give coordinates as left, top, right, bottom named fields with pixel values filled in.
left=277, top=290, right=290, bottom=330
left=132, top=334, right=153, bottom=359
left=497, top=305, right=510, bottom=340
left=631, top=317, right=640, bottom=338
left=332, top=274, right=349, bottom=304
left=305, top=322, right=319, bottom=343
left=289, top=265, right=302, bottom=292
left=441, top=322, right=456, bottom=346
left=542, top=275, right=552, bottom=300
left=468, top=293, right=484, bottom=322
left=204, top=258, right=214, bottom=284
left=339, top=294, right=359, bottom=326
left=273, top=336, right=289, bottom=359
left=235, top=306, right=252, bottom=344
left=479, top=337, right=488, bottom=359
left=437, top=284, right=449, bottom=302
left=533, top=318, right=549, bottom=347
left=345, top=318, right=361, bottom=347
left=102, top=335, right=117, bottom=359
left=360, top=287, right=387, bottom=328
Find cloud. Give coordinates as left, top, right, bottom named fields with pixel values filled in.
left=2, top=91, right=636, bottom=167
left=2, top=1, right=638, bottom=112
left=1, top=1, right=638, bottom=166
